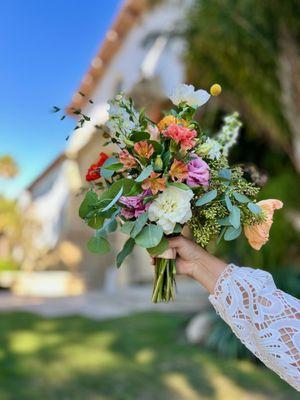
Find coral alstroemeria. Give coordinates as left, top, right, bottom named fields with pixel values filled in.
left=244, top=199, right=283, bottom=250
left=163, top=124, right=197, bottom=150
left=119, top=150, right=136, bottom=170
left=157, top=115, right=188, bottom=132
left=141, top=172, right=166, bottom=195
left=169, top=159, right=188, bottom=182
left=134, top=141, right=154, bottom=159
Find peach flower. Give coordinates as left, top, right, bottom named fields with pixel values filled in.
left=141, top=172, right=166, bottom=195
left=157, top=115, right=188, bottom=132
left=169, top=159, right=188, bottom=182
left=244, top=199, right=283, bottom=250
left=119, top=150, right=136, bottom=170
left=134, top=141, right=154, bottom=159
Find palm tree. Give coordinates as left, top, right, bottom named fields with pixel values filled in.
left=185, top=0, right=300, bottom=171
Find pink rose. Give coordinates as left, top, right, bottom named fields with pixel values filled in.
left=186, top=156, right=210, bottom=187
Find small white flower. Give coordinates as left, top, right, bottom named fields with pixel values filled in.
left=170, top=84, right=210, bottom=109
left=148, top=186, right=194, bottom=234
left=206, top=138, right=222, bottom=160
left=217, top=112, right=242, bottom=156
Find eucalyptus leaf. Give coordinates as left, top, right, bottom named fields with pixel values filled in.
left=121, top=221, right=135, bottom=235
left=218, top=168, right=231, bottom=180
left=217, top=216, right=231, bottom=226
left=248, top=202, right=262, bottom=214
left=196, top=189, right=217, bottom=206
left=173, top=223, right=183, bottom=234
left=116, top=238, right=135, bottom=268
left=131, top=212, right=148, bottom=238
left=224, top=225, right=242, bottom=241
left=229, top=206, right=241, bottom=229
left=101, top=187, right=123, bottom=212
left=87, top=215, right=105, bottom=229
left=79, top=191, right=98, bottom=219
left=169, top=182, right=190, bottom=191
left=104, top=162, right=123, bottom=171
left=100, top=157, right=119, bottom=179
left=225, top=195, right=233, bottom=211
left=233, top=192, right=250, bottom=203
left=106, top=218, right=118, bottom=233
left=135, top=224, right=163, bottom=248
left=87, top=236, right=110, bottom=254
left=147, top=236, right=169, bottom=256
left=135, top=165, right=153, bottom=182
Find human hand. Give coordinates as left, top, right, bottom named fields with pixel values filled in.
left=151, top=236, right=227, bottom=294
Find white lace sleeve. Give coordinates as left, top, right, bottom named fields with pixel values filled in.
left=209, top=264, right=300, bottom=391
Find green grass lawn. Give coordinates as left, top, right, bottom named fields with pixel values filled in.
left=0, top=311, right=297, bottom=400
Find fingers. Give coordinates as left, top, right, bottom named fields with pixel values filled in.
left=168, top=235, right=186, bottom=249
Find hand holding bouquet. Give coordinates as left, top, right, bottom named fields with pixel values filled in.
left=79, top=83, right=282, bottom=302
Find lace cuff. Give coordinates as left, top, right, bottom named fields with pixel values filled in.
left=209, top=264, right=300, bottom=391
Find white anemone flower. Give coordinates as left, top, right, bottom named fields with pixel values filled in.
left=148, top=186, right=194, bottom=234
left=170, top=84, right=210, bottom=109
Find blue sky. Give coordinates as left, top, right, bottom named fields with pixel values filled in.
left=0, top=0, right=121, bottom=198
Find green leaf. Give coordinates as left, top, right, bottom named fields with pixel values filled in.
left=225, top=195, right=233, bottom=211
left=135, top=224, right=163, bottom=248
left=173, top=223, right=183, bottom=233
left=104, top=162, right=123, bottom=171
left=87, top=236, right=110, bottom=254
left=121, top=221, right=135, bottom=235
left=130, top=131, right=150, bottom=142
left=87, top=215, right=105, bottom=229
left=224, top=225, right=242, bottom=241
left=101, top=187, right=123, bottom=212
left=135, top=165, right=153, bottom=182
left=147, top=236, right=169, bottom=256
left=248, top=202, right=262, bottom=214
left=79, top=191, right=98, bottom=219
left=217, top=216, right=231, bottom=226
left=229, top=206, right=241, bottom=229
left=233, top=192, right=250, bottom=203
left=148, top=140, right=163, bottom=153
left=106, top=218, right=118, bottom=232
left=130, top=212, right=148, bottom=238
left=196, top=189, right=217, bottom=206
left=168, top=182, right=190, bottom=190
left=109, top=178, right=141, bottom=197
left=100, top=157, right=119, bottom=179
left=218, top=168, right=231, bottom=180
left=116, top=238, right=135, bottom=268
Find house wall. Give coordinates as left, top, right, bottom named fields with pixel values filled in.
left=24, top=0, right=191, bottom=290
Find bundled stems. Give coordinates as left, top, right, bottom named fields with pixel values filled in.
left=152, top=258, right=177, bottom=303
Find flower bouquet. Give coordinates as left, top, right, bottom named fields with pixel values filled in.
left=79, top=83, right=282, bottom=303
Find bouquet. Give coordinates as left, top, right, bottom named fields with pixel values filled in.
left=79, top=83, right=282, bottom=303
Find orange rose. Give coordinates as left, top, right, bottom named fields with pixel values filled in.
left=244, top=199, right=283, bottom=250
left=157, top=115, right=188, bottom=132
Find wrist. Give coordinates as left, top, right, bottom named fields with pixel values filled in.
left=191, top=255, right=227, bottom=294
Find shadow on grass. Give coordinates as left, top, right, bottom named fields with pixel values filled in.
left=0, top=311, right=297, bottom=400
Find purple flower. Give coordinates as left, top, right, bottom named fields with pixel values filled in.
left=186, top=156, right=210, bottom=187
left=120, top=190, right=151, bottom=219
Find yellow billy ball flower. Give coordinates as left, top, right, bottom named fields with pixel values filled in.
left=210, top=83, right=222, bottom=96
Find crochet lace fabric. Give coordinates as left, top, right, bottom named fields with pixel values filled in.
left=209, top=264, right=300, bottom=391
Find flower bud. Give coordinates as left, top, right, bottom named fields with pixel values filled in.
left=154, top=155, right=163, bottom=171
